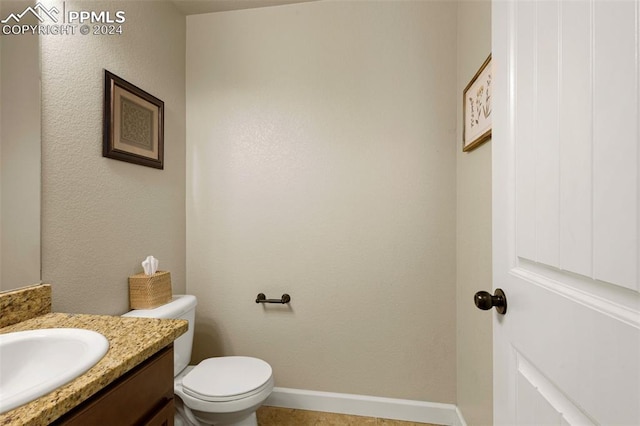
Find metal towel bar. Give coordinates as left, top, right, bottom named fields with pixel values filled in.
left=255, top=293, right=291, bottom=304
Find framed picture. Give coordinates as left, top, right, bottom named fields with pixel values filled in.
left=463, top=54, right=492, bottom=152
left=103, top=70, right=164, bottom=169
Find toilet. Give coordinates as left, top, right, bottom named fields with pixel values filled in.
left=123, top=295, right=274, bottom=426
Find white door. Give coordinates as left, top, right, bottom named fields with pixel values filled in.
left=492, top=0, right=640, bottom=424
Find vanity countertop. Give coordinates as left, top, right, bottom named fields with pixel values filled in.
left=0, top=312, right=188, bottom=426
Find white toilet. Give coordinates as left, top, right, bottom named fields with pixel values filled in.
left=123, top=295, right=274, bottom=426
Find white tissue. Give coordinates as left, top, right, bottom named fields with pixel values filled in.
left=142, top=255, right=159, bottom=276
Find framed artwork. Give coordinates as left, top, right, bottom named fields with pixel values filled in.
left=463, top=54, right=492, bottom=152
left=103, top=70, right=164, bottom=169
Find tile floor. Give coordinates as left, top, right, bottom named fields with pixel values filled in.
left=256, top=406, right=441, bottom=426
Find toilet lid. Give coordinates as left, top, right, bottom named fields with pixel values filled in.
left=182, top=356, right=273, bottom=402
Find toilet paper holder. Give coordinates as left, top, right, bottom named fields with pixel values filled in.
left=255, top=293, right=291, bottom=304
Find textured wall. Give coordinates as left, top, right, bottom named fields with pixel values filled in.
left=456, top=1, right=493, bottom=425
left=40, top=1, right=186, bottom=314
left=186, top=1, right=457, bottom=403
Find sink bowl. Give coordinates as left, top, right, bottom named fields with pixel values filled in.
left=0, top=328, right=109, bottom=413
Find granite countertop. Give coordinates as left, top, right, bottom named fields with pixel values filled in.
left=0, top=312, right=188, bottom=426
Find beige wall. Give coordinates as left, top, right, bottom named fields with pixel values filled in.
left=0, top=1, right=41, bottom=291
left=40, top=1, right=186, bottom=314
left=186, top=1, right=457, bottom=403
left=456, top=1, right=493, bottom=425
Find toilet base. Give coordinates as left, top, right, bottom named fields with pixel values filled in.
left=175, top=394, right=259, bottom=426
left=213, top=411, right=257, bottom=426
left=190, top=406, right=258, bottom=426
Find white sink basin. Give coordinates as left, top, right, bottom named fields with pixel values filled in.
left=0, top=328, right=109, bottom=413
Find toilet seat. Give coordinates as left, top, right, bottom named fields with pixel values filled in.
left=182, top=356, right=273, bottom=403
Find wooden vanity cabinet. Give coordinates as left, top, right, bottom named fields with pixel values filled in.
left=55, top=345, right=175, bottom=426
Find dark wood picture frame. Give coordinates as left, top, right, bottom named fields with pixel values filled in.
left=103, top=70, right=164, bottom=169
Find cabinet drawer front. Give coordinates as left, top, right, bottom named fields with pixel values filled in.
left=143, top=398, right=174, bottom=426
left=57, top=345, right=174, bottom=426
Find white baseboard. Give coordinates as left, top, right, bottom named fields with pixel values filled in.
left=264, top=387, right=465, bottom=426
left=454, top=406, right=468, bottom=426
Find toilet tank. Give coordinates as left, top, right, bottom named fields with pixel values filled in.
left=122, top=294, right=197, bottom=376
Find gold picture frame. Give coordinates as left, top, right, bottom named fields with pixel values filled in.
left=103, top=70, right=164, bottom=169
left=462, top=54, right=492, bottom=152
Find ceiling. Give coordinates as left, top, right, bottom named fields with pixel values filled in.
left=171, top=0, right=317, bottom=15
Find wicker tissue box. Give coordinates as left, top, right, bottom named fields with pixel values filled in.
left=129, top=271, right=172, bottom=309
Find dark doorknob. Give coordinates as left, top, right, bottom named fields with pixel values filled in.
left=474, top=288, right=507, bottom=314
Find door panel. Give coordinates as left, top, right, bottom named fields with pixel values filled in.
left=493, top=0, right=640, bottom=424
left=516, top=353, right=593, bottom=425
left=592, top=1, right=638, bottom=290
left=558, top=0, right=592, bottom=278
left=513, top=0, right=639, bottom=290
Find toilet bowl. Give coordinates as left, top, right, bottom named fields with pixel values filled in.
left=123, top=295, right=273, bottom=426
left=175, top=358, right=274, bottom=426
